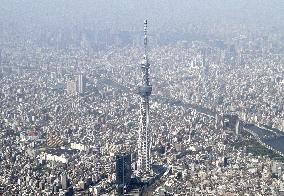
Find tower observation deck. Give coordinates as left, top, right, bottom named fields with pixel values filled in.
left=137, top=20, right=152, bottom=176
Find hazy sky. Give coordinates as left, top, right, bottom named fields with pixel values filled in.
left=1, top=0, right=284, bottom=33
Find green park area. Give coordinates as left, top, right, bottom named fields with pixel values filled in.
left=233, top=139, right=284, bottom=162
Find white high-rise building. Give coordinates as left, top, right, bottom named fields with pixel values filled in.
left=77, top=74, right=86, bottom=94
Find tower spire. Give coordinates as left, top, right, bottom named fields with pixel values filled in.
left=144, top=20, right=148, bottom=58
left=137, top=20, right=152, bottom=176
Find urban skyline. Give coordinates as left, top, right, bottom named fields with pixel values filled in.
left=1, top=1, right=284, bottom=195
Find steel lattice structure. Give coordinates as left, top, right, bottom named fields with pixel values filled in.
left=137, top=20, right=152, bottom=175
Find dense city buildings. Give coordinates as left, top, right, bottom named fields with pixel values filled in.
left=1, top=1, right=284, bottom=195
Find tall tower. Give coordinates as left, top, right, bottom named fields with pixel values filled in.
left=137, top=20, right=152, bottom=176
left=0, top=49, right=2, bottom=67
left=0, top=49, right=2, bottom=74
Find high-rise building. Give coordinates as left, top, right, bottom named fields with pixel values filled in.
left=137, top=20, right=152, bottom=176
left=77, top=74, right=86, bottom=94
left=235, top=118, right=240, bottom=135
left=116, top=154, right=132, bottom=195
left=222, top=114, right=240, bottom=135
left=215, top=114, right=222, bottom=130
left=61, top=172, right=68, bottom=190
left=66, top=80, right=77, bottom=95
left=223, top=157, right=229, bottom=167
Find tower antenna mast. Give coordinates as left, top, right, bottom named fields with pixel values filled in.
left=137, top=20, right=152, bottom=176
